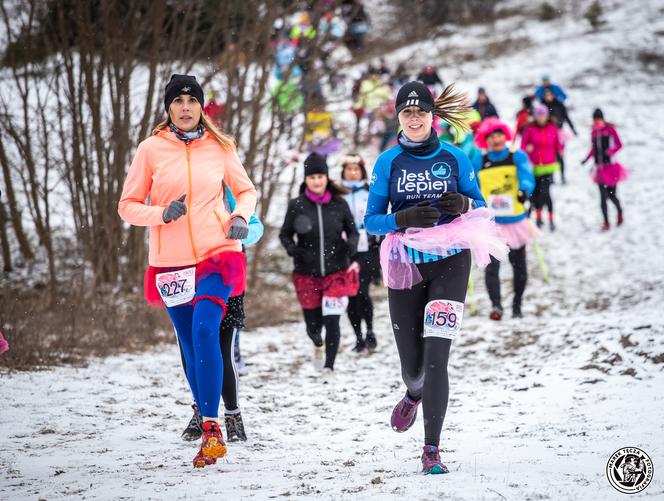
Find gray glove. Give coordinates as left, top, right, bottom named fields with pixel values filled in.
left=162, top=194, right=187, bottom=223
left=226, top=216, right=248, bottom=240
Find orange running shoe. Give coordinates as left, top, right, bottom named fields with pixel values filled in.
left=200, top=420, right=227, bottom=460
left=193, top=449, right=217, bottom=468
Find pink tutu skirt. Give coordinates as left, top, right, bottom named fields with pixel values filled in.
left=380, top=208, right=509, bottom=289
left=143, top=251, right=246, bottom=308
left=592, top=162, right=629, bottom=186
left=497, top=218, right=540, bottom=250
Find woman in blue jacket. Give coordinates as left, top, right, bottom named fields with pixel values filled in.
left=340, top=154, right=381, bottom=353
left=365, top=81, right=506, bottom=474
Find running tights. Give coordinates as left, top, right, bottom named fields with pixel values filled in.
left=346, top=269, right=374, bottom=339
left=303, top=307, right=341, bottom=369
left=532, top=174, right=553, bottom=213
left=387, top=250, right=471, bottom=446
left=167, top=274, right=231, bottom=418
left=178, top=295, right=243, bottom=414
left=599, top=184, right=622, bottom=225
left=485, top=246, right=527, bottom=310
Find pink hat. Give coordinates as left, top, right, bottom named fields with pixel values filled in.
left=475, top=118, right=513, bottom=149
left=533, top=103, right=549, bottom=117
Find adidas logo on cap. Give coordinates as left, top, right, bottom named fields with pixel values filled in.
left=408, top=90, right=418, bottom=97
left=182, top=86, right=191, bottom=92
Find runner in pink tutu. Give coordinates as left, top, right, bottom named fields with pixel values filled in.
left=521, top=104, right=562, bottom=231
left=473, top=118, right=536, bottom=320
left=364, top=81, right=506, bottom=474
left=581, top=108, right=627, bottom=231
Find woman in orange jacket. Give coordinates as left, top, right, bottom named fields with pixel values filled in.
left=118, top=74, right=257, bottom=468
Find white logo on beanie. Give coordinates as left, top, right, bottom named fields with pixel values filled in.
left=408, top=90, right=418, bottom=97
left=182, top=86, right=191, bottom=92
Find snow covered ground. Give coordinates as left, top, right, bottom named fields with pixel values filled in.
left=2, top=1, right=664, bottom=499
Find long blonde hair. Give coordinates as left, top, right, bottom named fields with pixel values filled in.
left=433, top=84, right=472, bottom=133
left=152, top=112, right=236, bottom=150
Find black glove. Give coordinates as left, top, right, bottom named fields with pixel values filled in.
left=162, top=194, right=187, bottom=223
left=581, top=158, right=589, bottom=165
left=226, top=216, right=248, bottom=240
left=436, top=192, right=471, bottom=215
left=517, top=190, right=527, bottom=203
left=394, top=201, right=440, bottom=229
left=287, top=245, right=306, bottom=259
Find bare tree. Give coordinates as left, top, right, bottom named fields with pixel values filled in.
left=0, top=0, right=334, bottom=294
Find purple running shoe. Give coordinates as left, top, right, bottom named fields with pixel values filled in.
left=390, top=392, right=421, bottom=432
left=421, top=445, right=449, bottom=474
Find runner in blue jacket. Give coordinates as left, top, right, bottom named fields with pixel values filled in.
left=473, top=118, right=535, bottom=320
left=364, top=81, right=500, bottom=475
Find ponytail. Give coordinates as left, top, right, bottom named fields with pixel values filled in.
left=433, top=84, right=472, bottom=133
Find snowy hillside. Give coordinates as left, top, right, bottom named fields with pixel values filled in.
left=2, top=1, right=664, bottom=499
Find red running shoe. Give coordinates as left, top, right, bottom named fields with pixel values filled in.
left=193, top=420, right=227, bottom=468
left=489, top=306, right=503, bottom=321
left=193, top=449, right=217, bottom=468
left=617, top=213, right=624, bottom=226
left=601, top=223, right=610, bottom=231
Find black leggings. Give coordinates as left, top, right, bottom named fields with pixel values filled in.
left=599, top=184, right=622, bottom=224
left=532, top=174, right=553, bottom=213
left=485, top=246, right=527, bottom=309
left=303, top=308, right=341, bottom=369
left=557, top=151, right=565, bottom=183
left=178, top=295, right=243, bottom=413
left=219, top=324, right=240, bottom=412
left=347, top=267, right=374, bottom=339
left=387, top=250, right=471, bottom=446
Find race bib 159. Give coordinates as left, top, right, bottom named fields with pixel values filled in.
left=423, top=299, right=464, bottom=340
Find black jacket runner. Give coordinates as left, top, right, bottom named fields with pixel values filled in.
left=280, top=193, right=359, bottom=277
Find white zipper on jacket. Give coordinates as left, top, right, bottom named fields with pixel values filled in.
left=316, top=203, right=325, bottom=276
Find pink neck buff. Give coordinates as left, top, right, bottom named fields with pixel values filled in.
left=305, top=189, right=332, bottom=204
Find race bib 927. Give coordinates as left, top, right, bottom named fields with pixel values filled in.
left=423, top=299, right=464, bottom=340
left=156, top=267, right=196, bottom=307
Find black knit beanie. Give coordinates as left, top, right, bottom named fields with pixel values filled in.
left=164, top=74, right=204, bottom=112
left=592, top=108, right=604, bottom=120
left=395, top=81, right=435, bottom=114
left=304, top=153, right=329, bottom=177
